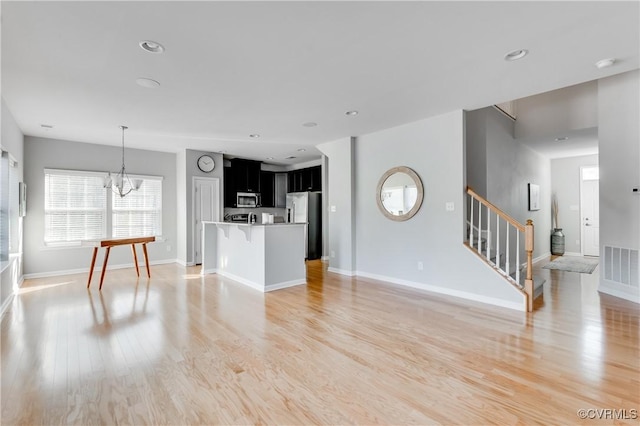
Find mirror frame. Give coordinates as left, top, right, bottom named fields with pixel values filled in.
left=376, top=166, right=424, bottom=222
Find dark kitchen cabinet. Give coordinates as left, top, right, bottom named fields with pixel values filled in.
left=260, top=171, right=275, bottom=207
left=224, top=166, right=236, bottom=207
left=231, top=158, right=261, bottom=193
left=288, top=166, right=321, bottom=193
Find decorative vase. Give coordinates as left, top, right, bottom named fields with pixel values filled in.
left=551, top=228, right=565, bottom=255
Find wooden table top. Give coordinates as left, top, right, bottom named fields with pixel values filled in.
left=81, top=236, right=156, bottom=247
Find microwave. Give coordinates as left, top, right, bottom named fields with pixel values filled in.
left=237, top=192, right=260, bottom=208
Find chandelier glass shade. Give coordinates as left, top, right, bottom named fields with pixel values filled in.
left=104, top=125, right=143, bottom=198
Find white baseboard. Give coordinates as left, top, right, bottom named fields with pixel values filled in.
left=355, top=270, right=524, bottom=311
left=265, top=279, right=306, bottom=292
left=213, top=270, right=305, bottom=293
left=563, top=252, right=583, bottom=257
left=175, top=259, right=195, bottom=267
left=598, top=284, right=640, bottom=304
left=533, top=252, right=551, bottom=263
left=327, top=267, right=355, bottom=276
left=23, top=259, right=177, bottom=280
left=0, top=293, right=14, bottom=319
left=321, top=256, right=330, bottom=262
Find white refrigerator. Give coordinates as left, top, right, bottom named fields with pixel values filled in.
left=286, top=192, right=322, bottom=260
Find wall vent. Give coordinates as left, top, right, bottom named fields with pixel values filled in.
left=603, top=246, right=639, bottom=287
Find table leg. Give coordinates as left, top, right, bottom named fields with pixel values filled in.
left=99, top=247, right=111, bottom=291
left=142, top=243, right=151, bottom=278
left=131, top=244, right=140, bottom=277
left=87, top=247, right=99, bottom=288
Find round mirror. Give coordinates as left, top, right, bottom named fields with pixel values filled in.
left=376, top=166, right=424, bottom=221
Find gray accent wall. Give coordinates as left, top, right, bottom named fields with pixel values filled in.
left=353, top=110, right=523, bottom=308
left=597, top=70, right=640, bottom=302
left=23, top=136, right=177, bottom=276
left=551, top=154, right=599, bottom=255
left=183, top=149, right=224, bottom=264
left=317, top=137, right=356, bottom=273
left=1, top=99, right=24, bottom=310
left=467, top=107, right=552, bottom=260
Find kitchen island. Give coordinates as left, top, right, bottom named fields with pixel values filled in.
left=201, top=221, right=306, bottom=292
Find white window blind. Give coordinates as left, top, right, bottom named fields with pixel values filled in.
left=112, top=177, right=162, bottom=238
left=44, top=170, right=106, bottom=245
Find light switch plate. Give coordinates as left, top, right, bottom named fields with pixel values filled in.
left=445, top=202, right=454, bottom=212
left=330, top=205, right=337, bottom=212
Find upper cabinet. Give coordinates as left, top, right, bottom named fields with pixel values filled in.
left=224, top=159, right=322, bottom=208
left=231, top=158, right=261, bottom=193
left=288, top=166, right=321, bottom=192
left=260, top=171, right=275, bottom=207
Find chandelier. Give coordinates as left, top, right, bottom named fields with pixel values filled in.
left=104, top=125, right=143, bottom=197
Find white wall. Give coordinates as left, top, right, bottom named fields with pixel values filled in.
left=353, top=110, right=523, bottom=309
left=597, top=70, right=639, bottom=303
left=1, top=99, right=24, bottom=312
left=317, top=137, right=355, bottom=274
left=515, top=80, right=598, bottom=140
left=23, top=136, right=177, bottom=276
left=551, top=154, right=599, bottom=255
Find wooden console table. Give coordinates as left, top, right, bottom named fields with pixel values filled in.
left=83, top=236, right=156, bottom=290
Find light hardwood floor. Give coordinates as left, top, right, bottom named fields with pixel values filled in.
left=2, top=258, right=638, bottom=425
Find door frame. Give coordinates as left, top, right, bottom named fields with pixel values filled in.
left=579, top=165, right=599, bottom=257
left=192, top=177, right=220, bottom=265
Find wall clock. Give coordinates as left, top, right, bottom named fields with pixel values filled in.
left=197, top=155, right=215, bottom=173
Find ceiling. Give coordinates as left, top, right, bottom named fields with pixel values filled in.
left=2, top=1, right=639, bottom=165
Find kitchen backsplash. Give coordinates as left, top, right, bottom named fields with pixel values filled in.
left=224, top=207, right=287, bottom=223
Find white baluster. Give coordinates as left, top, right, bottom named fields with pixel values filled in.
left=478, top=201, right=482, bottom=253
left=505, top=224, right=510, bottom=277
left=516, top=230, right=521, bottom=284
left=469, top=195, right=474, bottom=246
left=496, top=214, right=500, bottom=270
left=487, top=209, right=491, bottom=264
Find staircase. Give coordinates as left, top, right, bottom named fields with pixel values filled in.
left=465, top=187, right=542, bottom=312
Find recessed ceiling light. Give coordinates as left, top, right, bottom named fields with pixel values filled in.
left=266, top=157, right=274, bottom=160
left=40, top=124, right=53, bottom=129
left=249, top=134, right=260, bottom=138
left=297, top=148, right=306, bottom=152
left=555, top=136, right=569, bottom=142
left=139, top=40, right=165, bottom=54
left=303, top=122, right=318, bottom=127
left=136, top=78, right=160, bottom=88
left=285, top=156, right=296, bottom=160
left=595, top=58, right=616, bottom=69
left=345, top=110, right=359, bottom=116
left=504, top=49, right=528, bottom=61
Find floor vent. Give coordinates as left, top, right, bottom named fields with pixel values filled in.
left=603, top=246, right=639, bottom=287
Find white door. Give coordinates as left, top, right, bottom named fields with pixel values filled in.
left=581, top=166, right=599, bottom=257
left=193, top=178, right=219, bottom=264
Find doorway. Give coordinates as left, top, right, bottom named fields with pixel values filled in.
left=193, top=177, right=220, bottom=264
left=580, top=166, right=599, bottom=257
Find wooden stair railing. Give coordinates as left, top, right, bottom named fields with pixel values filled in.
left=466, top=187, right=535, bottom=312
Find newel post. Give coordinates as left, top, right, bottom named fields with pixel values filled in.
left=524, top=219, right=534, bottom=312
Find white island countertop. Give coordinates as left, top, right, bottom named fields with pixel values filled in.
left=201, top=221, right=306, bottom=292
left=206, top=221, right=306, bottom=227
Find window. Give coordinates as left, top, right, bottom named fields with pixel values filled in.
left=44, top=169, right=162, bottom=246
left=112, top=178, right=162, bottom=238
left=44, top=170, right=106, bottom=246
